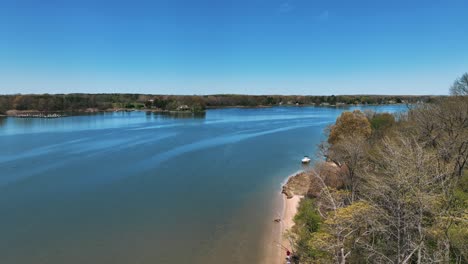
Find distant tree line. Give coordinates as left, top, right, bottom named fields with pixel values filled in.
left=0, top=94, right=207, bottom=114
left=0, top=93, right=433, bottom=115
left=202, top=94, right=429, bottom=107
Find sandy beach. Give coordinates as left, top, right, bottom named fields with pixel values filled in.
left=261, top=170, right=307, bottom=264
left=279, top=194, right=302, bottom=263
left=259, top=192, right=302, bottom=264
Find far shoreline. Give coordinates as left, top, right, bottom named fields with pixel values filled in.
left=0, top=108, right=205, bottom=118
left=0, top=102, right=410, bottom=119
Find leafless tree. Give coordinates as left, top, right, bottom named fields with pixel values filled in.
left=450, top=73, right=468, bottom=96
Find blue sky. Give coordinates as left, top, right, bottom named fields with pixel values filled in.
left=0, top=0, right=467, bottom=95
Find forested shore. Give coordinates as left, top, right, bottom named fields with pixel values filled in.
left=0, top=94, right=434, bottom=116
left=287, top=74, right=468, bottom=263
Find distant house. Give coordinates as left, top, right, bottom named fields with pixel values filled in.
left=177, top=105, right=190, bottom=111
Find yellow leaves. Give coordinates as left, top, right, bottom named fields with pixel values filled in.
left=328, top=110, right=372, bottom=144
left=448, top=221, right=468, bottom=259
left=307, top=203, right=376, bottom=261
left=310, top=231, right=334, bottom=250
left=326, top=201, right=374, bottom=226
left=427, top=226, right=444, bottom=238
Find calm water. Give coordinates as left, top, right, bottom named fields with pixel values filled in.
left=0, top=105, right=405, bottom=264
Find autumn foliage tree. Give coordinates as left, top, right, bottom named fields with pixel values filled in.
left=323, top=110, right=372, bottom=203
left=328, top=110, right=372, bottom=145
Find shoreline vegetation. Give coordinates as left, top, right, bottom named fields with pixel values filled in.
left=0, top=94, right=436, bottom=117
left=278, top=170, right=313, bottom=263
left=276, top=164, right=341, bottom=264
left=274, top=95, right=467, bottom=263
left=275, top=75, right=468, bottom=264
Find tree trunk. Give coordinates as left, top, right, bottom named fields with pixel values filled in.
left=340, top=248, right=346, bottom=264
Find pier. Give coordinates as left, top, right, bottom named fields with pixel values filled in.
left=13, top=113, right=65, bottom=118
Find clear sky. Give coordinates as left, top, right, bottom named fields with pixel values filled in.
left=0, top=0, right=467, bottom=95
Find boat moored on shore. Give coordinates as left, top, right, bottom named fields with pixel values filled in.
left=301, top=156, right=311, bottom=164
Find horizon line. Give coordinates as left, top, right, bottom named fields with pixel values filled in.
left=0, top=93, right=445, bottom=97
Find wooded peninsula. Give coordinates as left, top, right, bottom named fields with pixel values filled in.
left=281, top=74, right=468, bottom=264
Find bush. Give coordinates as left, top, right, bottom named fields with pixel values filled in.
left=370, top=113, right=395, bottom=131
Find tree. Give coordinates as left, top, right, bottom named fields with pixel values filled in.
left=328, top=110, right=372, bottom=145
left=13, top=95, right=33, bottom=110
left=370, top=113, right=395, bottom=131
left=303, top=170, right=381, bottom=264
left=450, top=73, right=468, bottom=96
left=0, top=96, right=11, bottom=114
left=144, top=100, right=153, bottom=109
left=361, top=135, right=460, bottom=263
left=408, top=96, right=468, bottom=177
left=328, top=137, right=368, bottom=203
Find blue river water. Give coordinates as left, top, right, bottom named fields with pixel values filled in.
left=0, top=105, right=406, bottom=264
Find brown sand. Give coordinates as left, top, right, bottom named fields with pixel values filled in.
left=261, top=170, right=309, bottom=264
left=279, top=194, right=302, bottom=263
left=259, top=192, right=302, bottom=264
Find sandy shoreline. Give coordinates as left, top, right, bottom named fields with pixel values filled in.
left=261, top=171, right=304, bottom=264
left=260, top=195, right=302, bottom=264
left=279, top=194, right=302, bottom=263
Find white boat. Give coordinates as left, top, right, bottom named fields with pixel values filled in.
left=301, top=156, right=311, bottom=163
